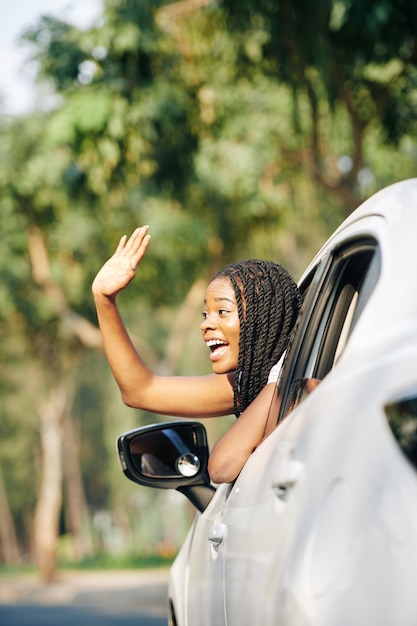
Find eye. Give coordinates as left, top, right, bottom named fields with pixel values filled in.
left=218, top=308, right=230, bottom=316
left=201, top=311, right=208, bottom=320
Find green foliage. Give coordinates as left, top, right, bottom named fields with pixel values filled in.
left=1, top=0, right=417, bottom=565
left=22, top=16, right=86, bottom=92
left=221, top=0, right=417, bottom=214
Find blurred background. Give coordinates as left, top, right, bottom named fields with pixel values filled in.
left=1, top=0, right=416, bottom=583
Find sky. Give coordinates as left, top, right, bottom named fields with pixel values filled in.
left=0, top=0, right=103, bottom=115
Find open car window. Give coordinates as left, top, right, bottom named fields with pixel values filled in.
left=272, top=237, right=380, bottom=423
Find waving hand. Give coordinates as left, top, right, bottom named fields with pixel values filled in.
left=92, top=226, right=151, bottom=299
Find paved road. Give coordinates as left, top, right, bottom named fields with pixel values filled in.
left=0, top=569, right=170, bottom=626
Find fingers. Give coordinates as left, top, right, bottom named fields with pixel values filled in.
left=122, top=226, right=149, bottom=252
left=112, top=226, right=151, bottom=273
left=114, top=234, right=127, bottom=255
left=93, top=226, right=151, bottom=297
left=126, top=226, right=151, bottom=266
left=114, top=226, right=150, bottom=256
left=131, top=225, right=150, bottom=248
left=131, top=234, right=151, bottom=271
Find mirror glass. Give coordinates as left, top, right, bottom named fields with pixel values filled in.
left=128, top=425, right=200, bottom=479
left=177, top=453, right=200, bottom=477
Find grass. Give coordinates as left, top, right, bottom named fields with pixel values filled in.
left=60, top=553, right=174, bottom=570
left=0, top=553, right=174, bottom=578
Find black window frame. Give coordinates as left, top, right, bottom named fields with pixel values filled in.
left=276, top=236, right=380, bottom=423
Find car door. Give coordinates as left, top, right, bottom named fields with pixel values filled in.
left=181, top=481, right=232, bottom=626
left=216, top=219, right=383, bottom=625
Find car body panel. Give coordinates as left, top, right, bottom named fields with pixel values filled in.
left=143, top=179, right=417, bottom=625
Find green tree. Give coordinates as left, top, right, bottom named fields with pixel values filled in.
left=2, top=0, right=417, bottom=578
left=222, top=0, right=417, bottom=212
left=0, top=112, right=103, bottom=579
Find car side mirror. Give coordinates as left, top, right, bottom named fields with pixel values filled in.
left=117, top=421, right=215, bottom=512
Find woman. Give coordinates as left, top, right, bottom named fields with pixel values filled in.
left=92, top=225, right=302, bottom=482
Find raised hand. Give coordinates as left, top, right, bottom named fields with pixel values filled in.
left=92, top=226, right=151, bottom=299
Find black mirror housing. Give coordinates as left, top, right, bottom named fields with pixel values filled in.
left=117, top=421, right=215, bottom=511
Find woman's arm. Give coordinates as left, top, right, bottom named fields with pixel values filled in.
left=208, top=383, right=278, bottom=483
left=92, top=226, right=235, bottom=417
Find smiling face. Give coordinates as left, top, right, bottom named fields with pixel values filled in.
left=200, top=276, right=240, bottom=374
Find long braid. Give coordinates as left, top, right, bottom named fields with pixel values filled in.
left=214, top=260, right=302, bottom=416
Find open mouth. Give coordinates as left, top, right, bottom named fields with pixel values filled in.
left=206, top=339, right=229, bottom=355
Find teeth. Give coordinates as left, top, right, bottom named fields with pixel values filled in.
left=206, top=339, right=227, bottom=348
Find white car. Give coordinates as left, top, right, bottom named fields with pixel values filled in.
left=117, top=178, right=417, bottom=626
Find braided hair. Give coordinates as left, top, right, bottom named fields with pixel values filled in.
left=213, top=259, right=302, bottom=417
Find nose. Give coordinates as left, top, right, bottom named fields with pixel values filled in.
left=200, top=313, right=217, bottom=332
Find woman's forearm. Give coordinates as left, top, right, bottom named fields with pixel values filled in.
left=208, top=383, right=277, bottom=483
left=93, top=292, right=154, bottom=404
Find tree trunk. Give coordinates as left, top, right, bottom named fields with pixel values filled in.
left=63, top=411, right=93, bottom=561
left=33, top=383, right=67, bottom=582
left=0, top=464, right=20, bottom=565
left=27, top=222, right=101, bottom=577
